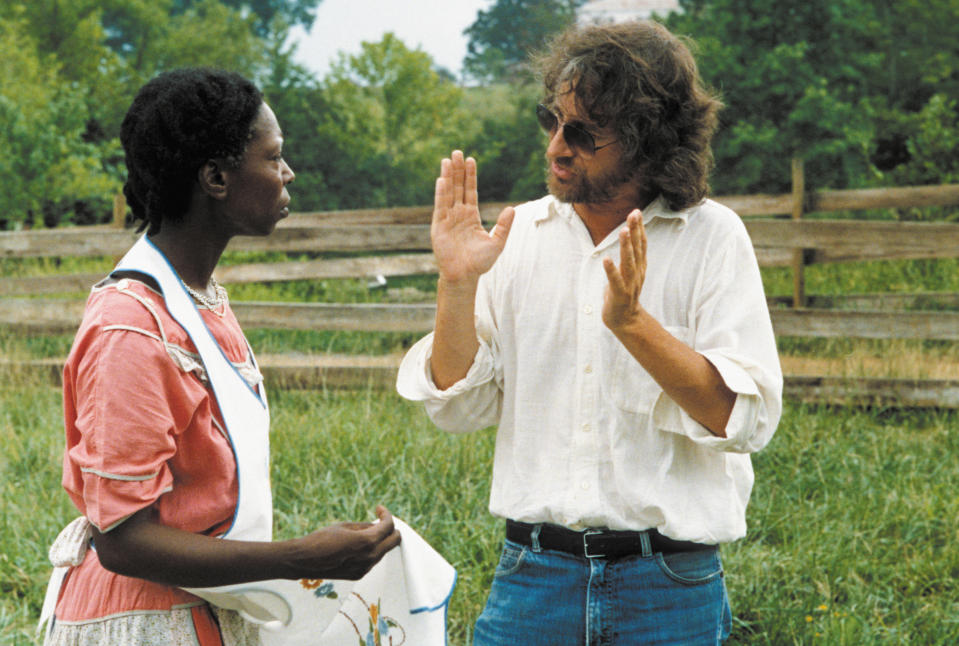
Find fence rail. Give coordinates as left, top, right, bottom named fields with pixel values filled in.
left=2, top=179, right=959, bottom=407
left=5, top=299, right=959, bottom=341
left=5, top=356, right=959, bottom=409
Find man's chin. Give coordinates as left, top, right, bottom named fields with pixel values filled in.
left=547, top=176, right=578, bottom=203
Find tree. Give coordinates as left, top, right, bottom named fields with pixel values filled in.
left=288, top=34, right=470, bottom=210
left=463, top=0, right=583, bottom=84
left=148, top=0, right=267, bottom=76
left=667, top=0, right=959, bottom=196
left=8, top=0, right=273, bottom=140
left=0, top=15, right=119, bottom=228
left=0, top=0, right=301, bottom=227
left=666, top=0, right=875, bottom=193
left=172, top=0, right=321, bottom=35
left=462, top=84, right=546, bottom=202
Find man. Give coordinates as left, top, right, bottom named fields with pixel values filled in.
left=397, top=20, right=782, bottom=645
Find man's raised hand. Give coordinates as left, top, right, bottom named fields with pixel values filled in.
left=431, top=150, right=514, bottom=285
left=602, top=209, right=647, bottom=331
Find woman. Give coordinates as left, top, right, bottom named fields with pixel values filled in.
left=43, top=68, right=401, bottom=646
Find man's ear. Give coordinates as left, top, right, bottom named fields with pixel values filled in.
left=198, top=160, right=228, bottom=200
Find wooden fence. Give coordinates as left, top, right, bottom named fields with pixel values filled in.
left=2, top=176, right=959, bottom=407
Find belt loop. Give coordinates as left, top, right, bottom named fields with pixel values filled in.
left=639, top=530, right=652, bottom=557
left=530, top=524, right=543, bottom=552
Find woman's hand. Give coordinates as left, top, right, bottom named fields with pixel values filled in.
left=92, top=505, right=402, bottom=587
left=281, top=505, right=402, bottom=580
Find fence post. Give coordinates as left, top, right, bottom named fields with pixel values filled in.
left=791, top=158, right=806, bottom=308
left=112, top=193, right=127, bottom=228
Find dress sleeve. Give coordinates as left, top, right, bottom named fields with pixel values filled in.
left=63, top=295, right=208, bottom=532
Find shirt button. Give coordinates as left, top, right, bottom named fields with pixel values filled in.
left=582, top=423, right=591, bottom=432
left=584, top=365, right=592, bottom=374
left=584, top=305, right=593, bottom=315
left=581, top=482, right=590, bottom=490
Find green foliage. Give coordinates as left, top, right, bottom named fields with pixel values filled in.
left=463, top=0, right=583, bottom=84
left=0, top=13, right=120, bottom=228
left=89, top=0, right=270, bottom=112
left=4, top=0, right=959, bottom=229
left=147, top=0, right=267, bottom=76
left=172, top=0, right=321, bottom=35
left=462, top=84, right=547, bottom=202
left=0, top=0, right=306, bottom=228
left=10, top=0, right=150, bottom=137
left=669, top=0, right=959, bottom=197
left=669, top=0, right=877, bottom=193
left=276, top=34, right=470, bottom=210
left=886, top=95, right=959, bottom=194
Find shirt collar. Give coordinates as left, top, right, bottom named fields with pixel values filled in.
left=542, top=194, right=692, bottom=226
left=641, top=195, right=693, bottom=224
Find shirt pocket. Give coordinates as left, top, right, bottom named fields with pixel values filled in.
left=606, top=325, right=692, bottom=415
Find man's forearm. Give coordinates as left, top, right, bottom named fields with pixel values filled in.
left=609, top=309, right=736, bottom=437
left=429, top=277, right=481, bottom=390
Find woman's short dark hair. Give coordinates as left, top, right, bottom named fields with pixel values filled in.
left=535, top=21, right=723, bottom=211
left=120, top=68, right=264, bottom=234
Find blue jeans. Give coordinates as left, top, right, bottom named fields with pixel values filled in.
left=472, top=535, right=731, bottom=645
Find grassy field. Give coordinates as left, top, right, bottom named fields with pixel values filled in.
left=1, top=377, right=958, bottom=645
left=2, top=254, right=959, bottom=644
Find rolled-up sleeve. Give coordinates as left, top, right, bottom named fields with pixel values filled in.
left=651, top=220, right=783, bottom=453
left=396, top=331, right=503, bottom=433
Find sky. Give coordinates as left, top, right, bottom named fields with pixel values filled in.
left=287, top=0, right=495, bottom=80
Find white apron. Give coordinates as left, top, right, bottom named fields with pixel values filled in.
left=41, top=235, right=455, bottom=645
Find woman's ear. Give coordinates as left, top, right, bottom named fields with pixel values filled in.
left=198, top=160, right=228, bottom=200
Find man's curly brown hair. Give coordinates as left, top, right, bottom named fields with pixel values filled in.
left=534, top=20, right=723, bottom=211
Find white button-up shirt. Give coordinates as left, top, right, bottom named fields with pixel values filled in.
left=397, top=195, right=782, bottom=544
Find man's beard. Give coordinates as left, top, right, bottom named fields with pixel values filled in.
left=546, top=156, right=636, bottom=204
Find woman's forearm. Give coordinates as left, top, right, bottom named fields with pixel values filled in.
left=92, top=506, right=401, bottom=587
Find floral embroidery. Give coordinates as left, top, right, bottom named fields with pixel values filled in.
left=295, top=581, right=406, bottom=643
left=315, top=582, right=337, bottom=599
left=299, top=578, right=338, bottom=599
left=340, top=593, right=405, bottom=646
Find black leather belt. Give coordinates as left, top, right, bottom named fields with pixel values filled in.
left=506, top=520, right=713, bottom=559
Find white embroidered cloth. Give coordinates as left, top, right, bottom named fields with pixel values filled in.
left=196, top=517, right=456, bottom=645
left=41, top=517, right=455, bottom=646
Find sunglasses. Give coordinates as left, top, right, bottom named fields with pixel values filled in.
left=536, top=104, right=617, bottom=157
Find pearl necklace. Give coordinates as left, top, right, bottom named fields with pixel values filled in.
left=184, top=278, right=227, bottom=314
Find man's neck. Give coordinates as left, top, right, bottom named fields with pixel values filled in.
left=573, top=191, right=655, bottom=246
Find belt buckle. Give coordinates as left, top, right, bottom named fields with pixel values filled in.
left=582, top=529, right=605, bottom=559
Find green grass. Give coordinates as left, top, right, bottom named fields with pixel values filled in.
left=2, top=252, right=958, bottom=643
left=726, top=405, right=959, bottom=643
left=2, top=377, right=957, bottom=645
left=762, top=258, right=959, bottom=299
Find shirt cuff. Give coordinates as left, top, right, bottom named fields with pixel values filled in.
left=702, top=351, right=761, bottom=398
left=652, top=351, right=763, bottom=452
left=396, top=332, right=496, bottom=401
